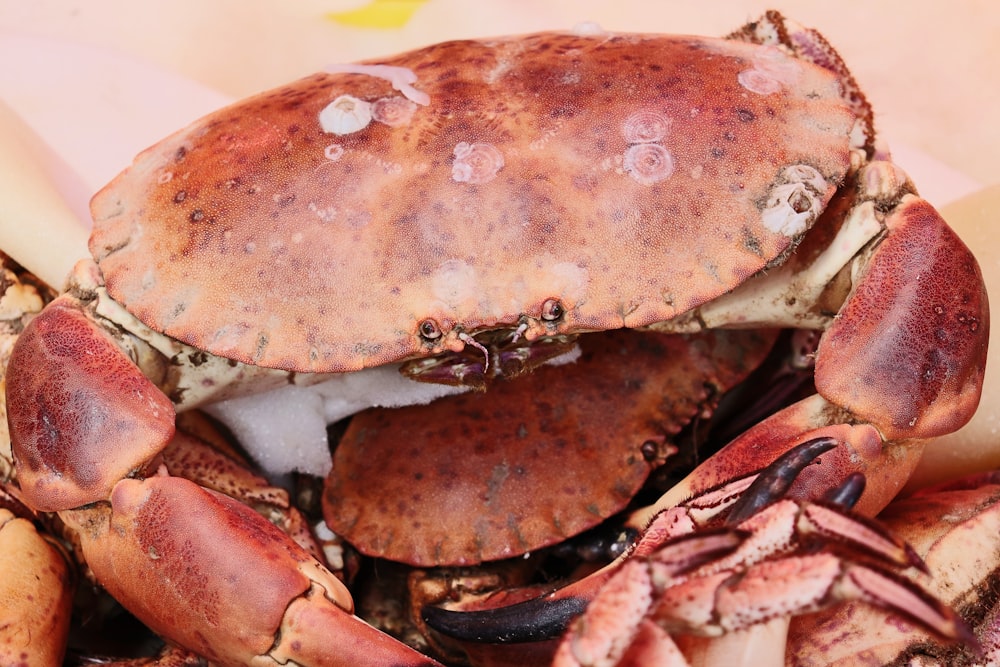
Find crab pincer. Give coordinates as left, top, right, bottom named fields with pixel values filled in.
left=6, top=296, right=436, bottom=666
left=57, top=475, right=440, bottom=667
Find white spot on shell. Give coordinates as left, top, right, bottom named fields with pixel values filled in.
left=738, top=69, right=783, bottom=95
left=760, top=164, right=830, bottom=236
left=541, top=260, right=589, bottom=306
left=622, top=111, right=671, bottom=144
left=432, top=259, right=479, bottom=308
left=324, top=144, right=345, bottom=161
left=325, top=63, right=430, bottom=106
left=158, top=171, right=173, bottom=184
left=319, top=95, right=372, bottom=135
left=738, top=48, right=804, bottom=95
left=371, top=96, right=418, bottom=127
left=452, top=142, right=505, bottom=185
left=308, top=202, right=337, bottom=223
left=623, top=143, right=674, bottom=184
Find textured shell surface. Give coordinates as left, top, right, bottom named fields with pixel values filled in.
left=90, top=31, right=855, bottom=373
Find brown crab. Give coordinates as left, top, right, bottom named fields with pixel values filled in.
left=1, top=9, right=988, bottom=666
left=324, top=327, right=777, bottom=567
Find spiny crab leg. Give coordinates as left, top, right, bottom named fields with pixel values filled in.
left=424, top=438, right=970, bottom=663
left=422, top=438, right=848, bottom=640
left=550, top=478, right=972, bottom=666
left=789, top=472, right=1000, bottom=663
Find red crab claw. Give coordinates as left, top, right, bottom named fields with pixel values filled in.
left=0, top=505, right=74, bottom=667
left=6, top=296, right=437, bottom=667
left=58, top=475, right=439, bottom=667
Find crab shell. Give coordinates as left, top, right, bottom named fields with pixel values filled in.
left=89, top=31, right=858, bottom=373
left=324, top=328, right=777, bottom=566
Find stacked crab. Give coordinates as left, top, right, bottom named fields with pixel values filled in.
left=0, top=10, right=993, bottom=667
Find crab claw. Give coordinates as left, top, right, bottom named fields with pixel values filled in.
left=60, top=475, right=438, bottom=667
left=6, top=294, right=175, bottom=511
left=0, top=507, right=74, bottom=667
left=422, top=529, right=746, bottom=645
left=553, top=497, right=973, bottom=667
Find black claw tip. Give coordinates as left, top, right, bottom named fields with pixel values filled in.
left=422, top=595, right=589, bottom=644
left=725, top=436, right=838, bottom=526
left=824, top=471, right=867, bottom=510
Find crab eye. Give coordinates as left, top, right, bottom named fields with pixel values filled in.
left=541, top=299, right=565, bottom=322
left=418, top=318, right=443, bottom=341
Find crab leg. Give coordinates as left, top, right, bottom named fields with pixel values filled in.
left=788, top=472, right=1000, bottom=663
left=551, top=494, right=970, bottom=667
left=625, top=395, right=917, bottom=540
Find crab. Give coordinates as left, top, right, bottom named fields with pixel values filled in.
left=0, top=9, right=989, bottom=667
left=323, top=326, right=778, bottom=567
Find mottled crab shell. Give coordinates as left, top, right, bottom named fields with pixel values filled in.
left=324, top=328, right=777, bottom=566
left=90, top=31, right=855, bottom=373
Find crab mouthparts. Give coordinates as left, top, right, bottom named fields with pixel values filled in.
left=401, top=329, right=580, bottom=389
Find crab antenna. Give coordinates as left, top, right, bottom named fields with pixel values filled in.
left=509, top=320, right=530, bottom=344
left=458, top=332, right=490, bottom=373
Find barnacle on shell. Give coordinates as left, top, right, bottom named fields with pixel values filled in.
left=451, top=142, right=505, bottom=185
left=319, top=95, right=372, bottom=135
left=372, top=96, right=418, bottom=127
left=623, top=143, right=675, bottom=185
left=622, top=110, right=671, bottom=144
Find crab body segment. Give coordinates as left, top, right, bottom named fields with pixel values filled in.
left=2, top=11, right=989, bottom=666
